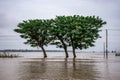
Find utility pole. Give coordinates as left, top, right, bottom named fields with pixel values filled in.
left=106, top=29, right=108, bottom=59
left=103, top=42, right=106, bottom=58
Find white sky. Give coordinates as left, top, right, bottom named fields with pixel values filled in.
left=0, top=0, right=120, bottom=51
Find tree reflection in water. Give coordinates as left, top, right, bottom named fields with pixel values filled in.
left=18, top=58, right=100, bottom=80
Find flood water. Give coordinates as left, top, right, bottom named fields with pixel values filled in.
left=0, top=52, right=120, bottom=80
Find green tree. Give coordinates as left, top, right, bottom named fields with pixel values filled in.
left=50, top=17, right=69, bottom=58
left=52, top=15, right=106, bottom=58
left=14, top=19, right=52, bottom=58
left=66, top=15, right=106, bottom=57
left=52, top=15, right=78, bottom=58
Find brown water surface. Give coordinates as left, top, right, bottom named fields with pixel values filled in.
left=0, top=52, right=120, bottom=80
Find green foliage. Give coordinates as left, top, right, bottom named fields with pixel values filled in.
left=50, top=16, right=70, bottom=48
left=14, top=19, right=52, bottom=47
left=51, top=15, right=106, bottom=50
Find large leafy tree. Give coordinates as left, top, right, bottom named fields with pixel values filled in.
left=50, top=17, right=69, bottom=58
left=67, top=15, right=106, bottom=57
left=14, top=19, right=52, bottom=58
left=52, top=15, right=106, bottom=58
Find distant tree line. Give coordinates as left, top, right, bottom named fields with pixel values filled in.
left=0, top=49, right=66, bottom=52
left=14, top=15, right=106, bottom=58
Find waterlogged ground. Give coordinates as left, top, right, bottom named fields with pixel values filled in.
left=0, top=52, right=120, bottom=80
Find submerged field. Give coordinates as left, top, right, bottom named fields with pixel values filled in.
left=0, top=52, right=120, bottom=80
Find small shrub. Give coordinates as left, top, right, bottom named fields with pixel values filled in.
left=0, top=52, right=19, bottom=58
left=115, top=53, right=120, bottom=56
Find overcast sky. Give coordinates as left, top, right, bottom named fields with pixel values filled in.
left=0, top=0, right=120, bottom=51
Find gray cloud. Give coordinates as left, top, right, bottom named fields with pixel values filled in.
left=0, top=0, right=120, bottom=50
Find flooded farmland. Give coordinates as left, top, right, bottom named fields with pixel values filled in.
left=0, top=52, right=120, bottom=80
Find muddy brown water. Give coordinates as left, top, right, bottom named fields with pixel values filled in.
left=0, top=52, right=120, bottom=80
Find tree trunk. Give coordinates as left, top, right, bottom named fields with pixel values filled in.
left=72, top=45, right=76, bottom=58
left=41, top=46, right=47, bottom=58
left=70, top=37, right=76, bottom=58
left=58, top=36, right=69, bottom=58
left=63, top=45, right=69, bottom=58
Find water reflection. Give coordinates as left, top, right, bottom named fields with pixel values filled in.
left=72, top=58, right=100, bottom=79
left=18, top=58, right=99, bottom=80
left=19, top=58, right=47, bottom=80
left=0, top=53, right=120, bottom=80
